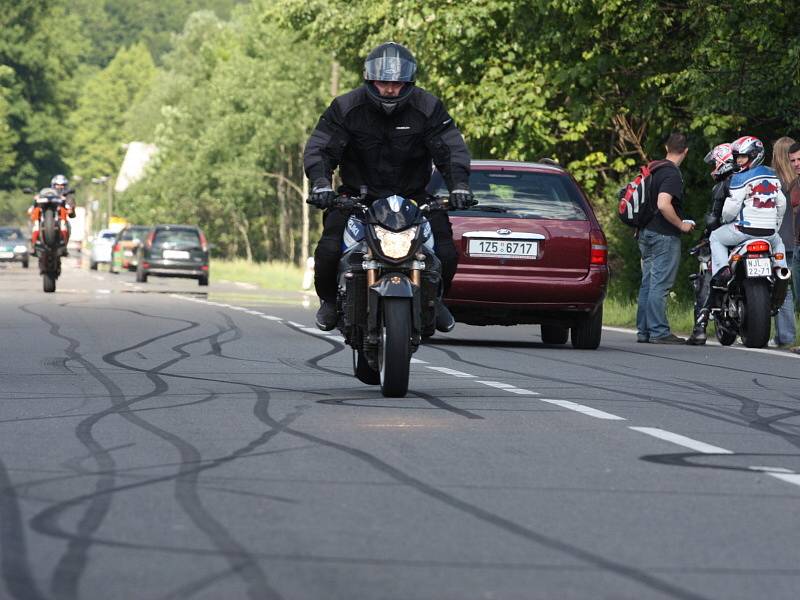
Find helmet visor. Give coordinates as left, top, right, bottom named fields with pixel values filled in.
left=364, top=56, right=416, bottom=82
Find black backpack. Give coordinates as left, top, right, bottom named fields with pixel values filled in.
left=617, top=160, right=672, bottom=230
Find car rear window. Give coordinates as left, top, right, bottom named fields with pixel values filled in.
left=154, top=229, right=201, bottom=250
left=429, top=169, right=588, bottom=220
left=101, top=232, right=116, bottom=240
left=120, top=227, right=148, bottom=242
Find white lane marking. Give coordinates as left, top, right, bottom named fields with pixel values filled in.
left=93, top=275, right=104, bottom=281
left=476, top=380, right=539, bottom=395
left=749, top=466, right=795, bottom=474
left=245, top=310, right=263, bottom=316
left=288, top=321, right=304, bottom=328
left=330, top=335, right=345, bottom=343
left=508, top=388, right=539, bottom=395
left=540, top=398, right=625, bottom=420
left=604, top=326, right=800, bottom=360
left=426, top=366, right=475, bottom=378
left=477, top=380, right=516, bottom=389
left=234, top=281, right=258, bottom=290
left=767, top=473, right=800, bottom=488
left=301, top=327, right=331, bottom=336
left=629, top=427, right=733, bottom=454
left=264, top=316, right=283, bottom=321
left=410, top=358, right=427, bottom=364
left=97, top=289, right=111, bottom=294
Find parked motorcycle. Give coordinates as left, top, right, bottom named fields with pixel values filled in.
left=327, top=191, right=446, bottom=397
left=30, top=187, right=71, bottom=293
left=699, top=237, right=791, bottom=347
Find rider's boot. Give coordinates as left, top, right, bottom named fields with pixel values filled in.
left=315, top=299, right=338, bottom=331
left=688, top=267, right=730, bottom=345
left=435, top=300, right=455, bottom=333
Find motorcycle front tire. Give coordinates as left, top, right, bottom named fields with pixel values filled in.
left=740, top=279, right=771, bottom=348
left=379, top=297, right=412, bottom=398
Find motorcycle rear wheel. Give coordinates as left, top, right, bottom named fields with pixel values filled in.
left=43, top=272, right=56, bottom=293
left=379, top=298, right=412, bottom=398
left=740, top=280, right=771, bottom=348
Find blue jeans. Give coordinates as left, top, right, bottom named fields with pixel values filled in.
left=774, top=249, right=796, bottom=345
left=637, top=229, right=681, bottom=339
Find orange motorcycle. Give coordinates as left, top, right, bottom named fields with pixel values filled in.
left=29, top=187, right=71, bottom=292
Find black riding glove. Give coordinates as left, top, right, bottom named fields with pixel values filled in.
left=449, top=188, right=476, bottom=210
left=308, top=186, right=336, bottom=209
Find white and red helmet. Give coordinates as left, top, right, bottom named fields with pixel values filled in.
left=703, top=143, right=735, bottom=181
left=731, top=135, right=765, bottom=171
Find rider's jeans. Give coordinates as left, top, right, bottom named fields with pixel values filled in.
left=709, top=223, right=786, bottom=275
left=637, top=228, right=681, bottom=340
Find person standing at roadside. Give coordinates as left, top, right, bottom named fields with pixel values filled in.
left=789, top=142, right=800, bottom=303
left=636, top=132, right=694, bottom=344
left=770, top=137, right=799, bottom=346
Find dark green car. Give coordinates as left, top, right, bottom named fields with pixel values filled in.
left=0, top=227, right=30, bottom=268
left=136, top=225, right=209, bottom=286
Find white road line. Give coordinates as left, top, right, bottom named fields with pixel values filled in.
left=767, top=473, right=800, bottom=488
left=425, top=366, right=475, bottom=378
left=508, top=388, right=539, bottom=395
left=263, top=316, right=283, bottom=321
left=329, top=335, right=345, bottom=343
left=97, top=289, right=111, bottom=294
left=540, top=398, right=625, bottom=420
left=410, top=358, right=428, bottom=364
left=749, top=466, right=795, bottom=474
left=629, top=427, right=733, bottom=454
left=234, top=281, right=258, bottom=290
left=245, top=310, right=263, bottom=316
left=300, top=327, right=331, bottom=336
left=288, top=321, right=304, bottom=327
left=477, top=380, right=516, bottom=389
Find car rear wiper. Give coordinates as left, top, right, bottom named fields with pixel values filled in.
left=470, top=205, right=508, bottom=213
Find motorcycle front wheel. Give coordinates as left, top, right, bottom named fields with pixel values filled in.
left=379, top=298, right=412, bottom=398
left=42, top=209, right=58, bottom=247
left=740, top=279, right=771, bottom=348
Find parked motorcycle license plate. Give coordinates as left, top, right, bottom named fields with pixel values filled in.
left=163, top=250, right=190, bottom=259
left=746, top=258, right=771, bottom=277
left=467, top=239, right=538, bottom=259
left=0, top=252, right=13, bottom=259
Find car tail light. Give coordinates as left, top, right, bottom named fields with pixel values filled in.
left=199, top=231, right=208, bottom=252
left=113, top=243, right=121, bottom=252
left=201, top=265, right=209, bottom=271
left=590, top=230, right=607, bottom=266
left=142, top=262, right=150, bottom=269
left=747, top=241, right=770, bottom=253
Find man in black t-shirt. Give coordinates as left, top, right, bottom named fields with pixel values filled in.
left=636, top=133, right=694, bottom=344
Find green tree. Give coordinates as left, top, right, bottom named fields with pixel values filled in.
left=67, top=43, right=157, bottom=180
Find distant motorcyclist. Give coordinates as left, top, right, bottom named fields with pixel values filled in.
left=687, top=143, right=736, bottom=345
left=698, top=136, right=787, bottom=325
left=303, top=41, right=474, bottom=332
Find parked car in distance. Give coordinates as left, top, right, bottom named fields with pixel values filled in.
left=428, top=159, right=609, bottom=349
left=89, top=229, right=118, bottom=270
left=137, top=225, right=209, bottom=286
left=112, top=225, right=150, bottom=273
left=0, top=227, right=30, bottom=268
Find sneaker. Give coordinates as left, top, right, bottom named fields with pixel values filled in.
left=636, top=336, right=649, bottom=343
left=435, top=301, right=455, bottom=333
left=315, top=300, right=337, bottom=331
left=650, top=333, right=687, bottom=344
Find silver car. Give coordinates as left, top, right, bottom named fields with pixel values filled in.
left=89, top=229, right=117, bottom=270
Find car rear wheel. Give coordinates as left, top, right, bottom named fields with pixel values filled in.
left=90, top=261, right=98, bottom=271
left=198, top=275, right=208, bottom=286
left=541, top=324, right=569, bottom=344
left=571, top=304, right=603, bottom=349
left=22, top=259, right=29, bottom=269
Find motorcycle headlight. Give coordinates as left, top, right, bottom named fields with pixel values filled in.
left=13, top=245, right=27, bottom=253
left=373, top=226, right=418, bottom=259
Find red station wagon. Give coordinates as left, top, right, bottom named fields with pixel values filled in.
left=429, top=160, right=609, bottom=349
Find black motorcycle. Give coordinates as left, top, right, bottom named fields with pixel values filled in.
left=30, top=187, right=71, bottom=293
left=692, top=234, right=791, bottom=347
left=331, top=192, right=445, bottom=397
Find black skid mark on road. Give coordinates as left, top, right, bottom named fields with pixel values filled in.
left=249, top=387, right=713, bottom=600
left=0, top=458, right=48, bottom=600
left=692, top=381, right=800, bottom=451
left=407, top=390, right=484, bottom=420
left=640, top=451, right=800, bottom=474
left=21, top=304, right=135, bottom=600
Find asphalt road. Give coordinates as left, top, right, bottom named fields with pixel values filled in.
left=1, top=257, right=799, bottom=600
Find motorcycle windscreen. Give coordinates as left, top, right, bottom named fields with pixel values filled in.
left=369, top=196, right=422, bottom=232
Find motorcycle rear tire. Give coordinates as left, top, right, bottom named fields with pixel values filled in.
left=379, top=298, right=412, bottom=398
left=43, top=272, right=56, bottom=293
left=42, top=209, right=58, bottom=247
left=741, top=280, right=771, bottom=348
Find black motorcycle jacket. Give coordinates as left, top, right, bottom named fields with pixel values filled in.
left=304, top=84, right=471, bottom=200
left=701, top=178, right=731, bottom=238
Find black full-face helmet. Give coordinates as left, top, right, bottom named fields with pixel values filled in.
left=363, top=42, right=417, bottom=115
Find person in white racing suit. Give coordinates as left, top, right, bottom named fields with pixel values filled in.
left=703, top=135, right=787, bottom=314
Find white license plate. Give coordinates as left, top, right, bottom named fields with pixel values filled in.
left=468, top=239, right=538, bottom=259
left=0, top=252, right=13, bottom=259
left=746, top=258, right=771, bottom=277
left=163, top=250, right=190, bottom=260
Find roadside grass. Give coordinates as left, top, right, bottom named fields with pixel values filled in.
left=211, top=259, right=306, bottom=291
left=604, top=295, right=695, bottom=335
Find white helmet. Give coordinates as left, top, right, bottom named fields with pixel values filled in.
left=51, top=174, right=69, bottom=189
left=703, top=143, right=735, bottom=181
left=730, top=136, right=765, bottom=171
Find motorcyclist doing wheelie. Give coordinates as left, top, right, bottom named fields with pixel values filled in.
left=698, top=135, right=788, bottom=327
left=303, top=42, right=475, bottom=333
left=686, top=142, right=736, bottom=345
